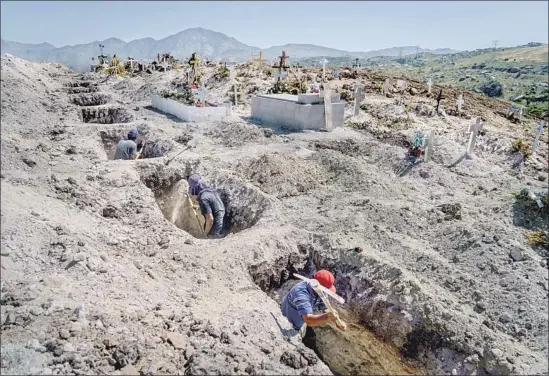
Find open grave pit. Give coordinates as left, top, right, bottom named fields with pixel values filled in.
left=66, top=86, right=99, bottom=94
left=141, top=168, right=269, bottom=238
left=71, top=93, right=110, bottom=106
left=248, top=250, right=423, bottom=376
left=246, top=243, right=508, bottom=376
left=81, top=106, right=133, bottom=124
left=99, top=128, right=173, bottom=160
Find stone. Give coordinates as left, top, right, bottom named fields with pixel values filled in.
left=184, top=239, right=194, bottom=245
left=63, top=342, right=75, bottom=352
left=500, top=313, right=513, bottom=323
left=280, top=351, right=308, bottom=369
left=167, top=332, right=187, bottom=350
left=510, top=248, right=524, bottom=262
left=475, top=301, right=487, bottom=313
left=22, top=157, right=37, bottom=167
left=120, top=365, right=140, bottom=376
left=491, top=348, right=504, bottom=358
left=59, top=329, right=70, bottom=340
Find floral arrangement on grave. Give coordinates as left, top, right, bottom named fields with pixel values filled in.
left=512, top=138, right=532, bottom=158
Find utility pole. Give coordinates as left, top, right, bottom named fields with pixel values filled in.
left=492, top=40, right=499, bottom=50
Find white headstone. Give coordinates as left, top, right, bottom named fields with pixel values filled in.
left=381, top=78, right=391, bottom=95
left=427, top=77, right=433, bottom=94
left=353, top=82, right=365, bottom=117
left=396, top=79, right=407, bottom=90
left=467, top=117, right=483, bottom=155
left=457, top=94, right=464, bottom=116
left=323, top=83, right=333, bottom=131
left=322, top=59, right=328, bottom=82
left=532, top=120, right=546, bottom=154
left=424, top=129, right=435, bottom=162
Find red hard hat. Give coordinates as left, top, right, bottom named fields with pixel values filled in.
left=314, top=270, right=336, bottom=293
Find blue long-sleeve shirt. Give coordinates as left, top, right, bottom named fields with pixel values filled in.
left=280, top=281, right=327, bottom=330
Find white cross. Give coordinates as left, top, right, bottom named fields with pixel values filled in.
left=196, top=82, right=207, bottom=106
left=424, top=129, right=435, bottom=162
left=427, top=77, right=432, bottom=94
left=532, top=120, right=546, bottom=154
left=323, top=83, right=333, bottom=131
left=322, top=59, right=328, bottom=82
left=381, top=78, right=391, bottom=95
left=467, top=117, right=483, bottom=155
left=353, top=82, right=365, bottom=117
left=396, top=79, right=407, bottom=90
left=457, top=94, right=464, bottom=116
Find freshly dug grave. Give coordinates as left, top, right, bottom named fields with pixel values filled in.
left=142, top=169, right=270, bottom=237
left=81, top=107, right=133, bottom=124
left=99, top=130, right=173, bottom=160
left=248, top=253, right=422, bottom=376
left=71, top=93, right=110, bottom=106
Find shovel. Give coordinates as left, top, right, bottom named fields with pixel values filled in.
left=293, top=273, right=347, bottom=330
left=164, top=138, right=198, bottom=166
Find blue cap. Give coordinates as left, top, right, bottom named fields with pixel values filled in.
left=128, top=129, right=138, bottom=139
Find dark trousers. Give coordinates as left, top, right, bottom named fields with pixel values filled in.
left=302, top=326, right=317, bottom=350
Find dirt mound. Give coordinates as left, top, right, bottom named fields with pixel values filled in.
left=237, top=154, right=330, bottom=198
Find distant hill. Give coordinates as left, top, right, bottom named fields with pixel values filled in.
left=0, top=27, right=459, bottom=72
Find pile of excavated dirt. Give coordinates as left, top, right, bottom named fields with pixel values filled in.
left=1, top=54, right=548, bottom=376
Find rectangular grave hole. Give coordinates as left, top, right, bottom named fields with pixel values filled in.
left=67, top=86, right=99, bottom=94
left=82, top=107, right=133, bottom=124
left=99, top=130, right=171, bottom=160
left=71, top=93, right=110, bottom=106
left=248, top=252, right=430, bottom=376
left=141, top=170, right=267, bottom=239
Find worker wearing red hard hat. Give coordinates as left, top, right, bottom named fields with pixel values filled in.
left=280, top=270, right=346, bottom=345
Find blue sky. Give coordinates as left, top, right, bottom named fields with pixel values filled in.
left=1, top=1, right=548, bottom=51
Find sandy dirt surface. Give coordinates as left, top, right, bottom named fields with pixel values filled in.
left=1, top=53, right=548, bottom=376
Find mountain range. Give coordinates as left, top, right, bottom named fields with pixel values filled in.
left=0, top=27, right=458, bottom=72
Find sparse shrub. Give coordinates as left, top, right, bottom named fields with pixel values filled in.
left=512, top=138, right=532, bottom=158
left=161, top=85, right=194, bottom=106
left=213, top=65, right=230, bottom=80
left=526, top=102, right=549, bottom=118
left=524, top=229, right=549, bottom=250
left=479, top=80, right=503, bottom=97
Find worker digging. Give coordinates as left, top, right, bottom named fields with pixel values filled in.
left=187, top=174, right=226, bottom=239
left=280, top=270, right=347, bottom=349
left=113, top=128, right=145, bottom=160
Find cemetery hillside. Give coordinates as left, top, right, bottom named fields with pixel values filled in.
left=1, top=29, right=548, bottom=376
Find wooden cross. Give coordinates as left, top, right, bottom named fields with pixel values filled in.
left=353, top=82, right=365, bottom=117
left=467, top=117, right=483, bottom=155
left=457, top=93, right=464, bottom=116
left=253, top=51, right=264, bottom=69
left=532, top=120, right=546, bottom=154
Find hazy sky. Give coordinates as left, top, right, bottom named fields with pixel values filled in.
left=1, top=1, right=548, bottom=51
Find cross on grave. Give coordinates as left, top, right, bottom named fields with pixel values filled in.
left=195, top=82, right=207, bottom=107
left=322, top=59, right=328, bottom=82
left=353, top=82, right=365, bottom=117
left=160, top=61, right=169, bottom=73
left=457, top=94, right=464, bottom=116
left=467, top=117, right=484, bottom=155
left=323, top=83, right=333, bottom=131
left=427, top=77, right=433, bottom=94
left=506, top=106, right=523, bottom=122
left=253, top=51, right=265, bottom=69
left=532, top=120, right=546, bottom=154
left=352, top=58, right=360, bottom=73
left=423, top=129, right=435, bottom=162
left=310, top=77, right=320, bottom=94
left=396, top=79, right=407, bottom=90
left=381, top=78, right=391, bottom=95
left=230, top=67, right=238, bottom=106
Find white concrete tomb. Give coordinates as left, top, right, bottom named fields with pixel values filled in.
left=251, top=93, right=345, bottom=131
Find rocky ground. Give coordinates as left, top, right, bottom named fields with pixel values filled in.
left=1, top=53, right=548, bottom=376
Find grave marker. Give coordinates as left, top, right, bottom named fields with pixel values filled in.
left=323, top=83, right=333, bottom=131
left=532, top=120, right=546, bottom=154
left=427, top=77, right=432, bottom=94
left=396, top=79, right=407, bottom=90
left=457, top=93, right=464, bottom=116
left=467, top=117, right=483, bottom=155
left=195, top=82, right=207, bottom=107
left=424, top=129, right=435, bottom=162
left=381, top=78, right=391, bottom=95
left=353, top=82, right=365, bottom=117
left=230, top=67, right=238, bottom=106
left=322, top=58, right=328, bottom=82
